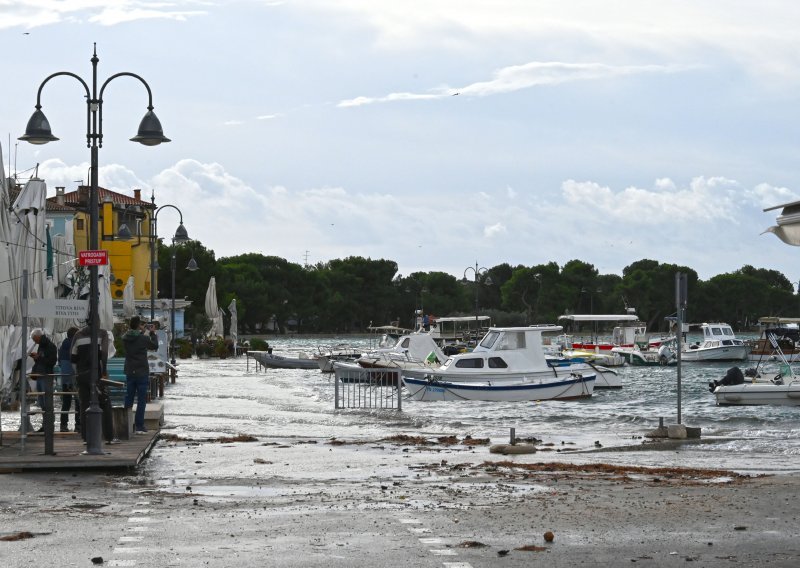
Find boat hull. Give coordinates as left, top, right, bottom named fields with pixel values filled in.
left=713, top=382, right=800, bottom=406
left=682, top=345, right=748, bottom=362
left=402, top=373, right=595, bottom=402
left=250, top=351, right=319, bottom=369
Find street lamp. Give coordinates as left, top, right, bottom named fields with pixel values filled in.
left=146, top=202, right=194, bottom=366
left=20, top=45, right=169, bottom=455
left=463, top=262, right=492, bottom=344
left=170, top=236, right=199, bottom=366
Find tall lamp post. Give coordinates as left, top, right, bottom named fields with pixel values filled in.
left=170, top=234, right=198, bottom=366
left=147, top=202, right=194, bottom=365
left=463, top=262, right=492, bottom=344
left=20, top=45, right=169, bottom=455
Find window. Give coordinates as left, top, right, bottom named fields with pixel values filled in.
left=710, top=327, right=722, bottom=336
left=76, top=218, right=85, bottom=230
left=722, top=340, right=732, bottom=346
left=722, top=328, right=733, bottom=336
left=480, top=331, right=500, bottom=349
left=400, top=338, right=410, bottom=348
left=488, top=357, right=508, bottom=368
left=455, top=358, right=484, bottom=369
left=498, top=332, right=526, bottom=350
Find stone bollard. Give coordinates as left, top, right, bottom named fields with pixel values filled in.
left=667, top=424, right=687, bottom=439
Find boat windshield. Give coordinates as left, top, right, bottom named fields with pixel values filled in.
left=480, top=331, right=500, bottom=349
left=497, top=331, right=526, bottom=350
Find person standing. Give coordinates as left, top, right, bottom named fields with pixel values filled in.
left=71, top=322, right=116, bottom=443
left=58, top=327, right=80, bottom=432
left=30, top=329, right=58, bottom=432
left=122, top=316, right=158, bottom=434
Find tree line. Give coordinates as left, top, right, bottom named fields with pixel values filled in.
left=158, top=244, right=798, bottom=336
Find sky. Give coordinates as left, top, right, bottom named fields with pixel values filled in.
left=3, top=1, right=800, bottom=286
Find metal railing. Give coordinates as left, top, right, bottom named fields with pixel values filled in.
left=334, top=367, right=403, bottom=411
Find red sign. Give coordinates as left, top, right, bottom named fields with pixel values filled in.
left=78, top=250, right=109, bottom=266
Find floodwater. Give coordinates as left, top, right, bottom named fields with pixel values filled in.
left=5, top=335, right=799, bottom=476
left=160, top=336, right=800, bottom=476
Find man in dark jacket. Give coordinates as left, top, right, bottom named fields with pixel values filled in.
left=123, top=316, right=159, bottom=434
left=71, top=323, right=115, bottom=443
left=30, top=329, right=58, bottom=431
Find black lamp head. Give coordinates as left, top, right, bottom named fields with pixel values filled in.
left=19, top=108, right=59, bottom=145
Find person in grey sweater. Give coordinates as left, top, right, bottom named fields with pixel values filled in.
left=122, top=316, right=159, bottom=434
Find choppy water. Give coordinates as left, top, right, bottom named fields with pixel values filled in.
left=163, top=336, right=800, bottom=475
left=5, top=335, right=799, bottom=475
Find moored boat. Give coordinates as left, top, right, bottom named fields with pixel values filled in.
left=402, top=324, right=598, bottom=400
left=682, top=323, right=748, bottom=362
left=249, top=350, right=320, bottom=369
left=710, top=366, right=800, bottom=406
left=402, top=373, right=595, bottom=402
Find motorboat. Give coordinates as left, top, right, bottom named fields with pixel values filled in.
left=356, top=331, right=445, bottom=370
left=249, top=350, right=320, bottom=370
left=315, top=344, right=364, bottom=372
left=710, top=366, right=800, bottom=406
left=612, top=344, right=677, bottom=366
left=547, top=354, right=622, bottom=388
left=401, top=325, right=596, bottom=401
left=557, top=311, right=646, bottom=351
left=402, top=373, right=595, bottom=402
left=747, top=321, right=800, bottom=363
left=681, top=323, right=748, bottom=362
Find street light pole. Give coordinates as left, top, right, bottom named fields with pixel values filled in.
left=20, top=45, right=169, bottom=455
left=148, top=202, right=189, bottom=322
left=170, top=238, right=199, bottom=366
left=463, top=262, right=491, bottom=344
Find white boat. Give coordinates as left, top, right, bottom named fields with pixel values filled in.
left=557, top=311, right=646, bottom=352
left=682, top=323, right=748, bottom=362
left=403, top=373, right=595, bottom=402
left=356, top=331, right=445, bottom=370
left=546, top=355, right=622, bottom=388
left=710, top=366, right=800, bottom=406
left=402, top=325, right=596, bottom=401
left=315, top=344, right=364, bottom=372
left=249, top=351, right=319, bottom=369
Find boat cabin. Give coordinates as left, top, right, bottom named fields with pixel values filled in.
left=438, top=325, right=557, bottom=372
left=689, top=323, right=745, bottom=349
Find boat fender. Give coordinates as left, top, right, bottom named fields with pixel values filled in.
left=489, top=443, right=537, bottom=455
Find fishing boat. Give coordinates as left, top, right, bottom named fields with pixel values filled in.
left=401, top=325, right=596, bottom=401
left=557, top=312, right=645, bottom=351
left=682, top=323, right=748, bottom=362
left=249, top=350, right=320, bottom=370
left=613, top=344, right=677, bottom=366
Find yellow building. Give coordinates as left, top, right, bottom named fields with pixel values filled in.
left=49, top=186, right=155, bottom=302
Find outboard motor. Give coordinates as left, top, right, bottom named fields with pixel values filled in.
left=709, top=366, right=745, bottom=392
left=657, top=344, right=674, bottom=365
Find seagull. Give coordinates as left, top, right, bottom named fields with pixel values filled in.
left=452, top=92, right=459, bottom=96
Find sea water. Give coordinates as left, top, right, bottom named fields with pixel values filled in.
left=163, top=336, right=800, bottom=475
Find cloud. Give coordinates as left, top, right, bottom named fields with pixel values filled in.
left=484, top=223, right=506, bottom=238
left=0, top=1, right=207, bottom=30
left=338, top=61, right=687, bottom=107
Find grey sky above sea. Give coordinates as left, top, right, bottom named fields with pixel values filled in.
left=3, top=1, right=800, bottom=285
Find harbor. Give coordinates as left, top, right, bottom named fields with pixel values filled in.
left=2, top=351, right=800, bottom=566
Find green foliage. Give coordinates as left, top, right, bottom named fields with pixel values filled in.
left=249, top=338, right=269, bottom=351
left=195, top=342, right=213, bottom=358
left=163, top=240, right=800, bottom=335
left=175, top=338, right=193, bottom=358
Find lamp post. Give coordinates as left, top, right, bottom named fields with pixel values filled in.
left=146, top=202, right=194, bottom=366
left=463, top=262, right=492, bottom=344
left=148, top=202, right=190, bottom=322
left=170, top=236, right=199, bottom=366
left=20, top=45, right=169, bottom=455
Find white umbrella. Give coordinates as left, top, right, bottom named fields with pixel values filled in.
left=228, top=298, right=238, bottom=350
left=205, top=276, right=224, bottom=338
left=0, top=143, right=17, bottom=391
left=122, top=275, right=136, bottom=317
left=10, top=178, right=49, bottom=331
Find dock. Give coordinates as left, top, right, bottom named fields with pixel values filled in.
left=0, top=430, right=159, bottom=472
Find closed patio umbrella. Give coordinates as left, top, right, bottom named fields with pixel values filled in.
left=205, top=277, right=224, bottom=338
left=228, top=298, right=238, bottom=351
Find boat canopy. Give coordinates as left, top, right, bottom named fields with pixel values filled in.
left=558, top=314, right=639, bottom=323
left=758, top=317, right=800, bottom=325
left=434, top=316, right=491, bottom=323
